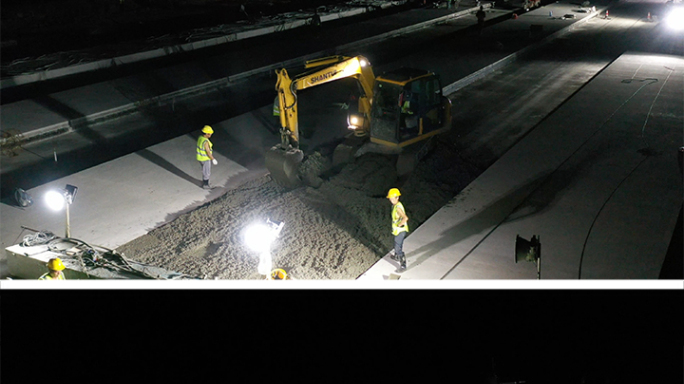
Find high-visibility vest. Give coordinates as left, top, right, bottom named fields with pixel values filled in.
left=391, top=202, right=409, bottom=236
left=273, top=96, right=280, bottom=116
left=39, top=273, right=65, bottom=280
left=401, top=100, right=412, bottom=114
left=196, top=136, right=212, bottom=162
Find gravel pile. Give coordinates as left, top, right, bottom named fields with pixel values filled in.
left=117, top=133, right=482, bottom=279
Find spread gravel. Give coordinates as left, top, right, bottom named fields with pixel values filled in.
left=116, top=135, right=482, bottom=279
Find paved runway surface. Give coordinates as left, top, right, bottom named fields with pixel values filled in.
left=2, top=0, right=681, bottom=281
left=359, top=51, right=684, bottom=280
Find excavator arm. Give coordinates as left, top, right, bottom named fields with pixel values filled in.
left=274, top=55, right=375, bottom=148
left=268, top=55, right=375, bottom=188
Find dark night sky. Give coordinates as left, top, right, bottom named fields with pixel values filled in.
left=2, top=289, right=682, bottom=382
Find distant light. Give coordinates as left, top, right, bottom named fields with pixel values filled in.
left=45, top=190, right=66, bottom=211
left=665, top=7, right=684, bottom=31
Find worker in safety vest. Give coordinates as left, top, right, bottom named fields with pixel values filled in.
left=311, top=9, right=322, bottom=28
left=273, top=96, right=280, bottom=117
left=400, top=91, right=418, bottom=130
left=39, top=258, right=66, bottom=280
left=401, top=91, right=414, bottom=115
left=387, top=188, right=409, bottom=271
left=476, top=5, right=486, bottom=34
left=197, top=125, right=218, bottom=190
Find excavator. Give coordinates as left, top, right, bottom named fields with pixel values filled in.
left=266, top=55, right=452, bottom=189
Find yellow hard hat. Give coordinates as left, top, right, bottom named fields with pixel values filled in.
left=386, top=188, right=401, bottom=198
left=271, top=268, right=288, bottom=280
left=47, top=258, right=65, bottom=271
left=202, top=125, right=214, bottom=134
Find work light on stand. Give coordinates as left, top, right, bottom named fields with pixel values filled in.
left=45, top=184, right=78, bottom=238
left=243, top=218, right=285, bottom=278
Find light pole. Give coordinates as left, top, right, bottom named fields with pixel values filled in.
left=44, top=184, right=78, bottom=238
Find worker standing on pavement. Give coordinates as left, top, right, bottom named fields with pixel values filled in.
left=387, top=188, right=409, bottom=271
left=476, top=5, right=486, bottom=34
left=39, top=258, right=66, bottom=280
left=311, top=8, right=322, bottom=28
left=197, top=125, right=218, bottom=190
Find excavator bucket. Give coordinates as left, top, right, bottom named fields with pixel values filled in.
left=265, top=145, right=304, bottom=189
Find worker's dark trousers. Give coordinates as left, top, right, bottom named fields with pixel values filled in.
left=394, top=231, right=407, bottom=265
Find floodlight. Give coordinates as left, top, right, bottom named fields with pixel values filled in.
left=244, top=223, right=275, bottom=253
left=44, top=184, right=78, bottom=238
left=45, top=190, right=66, bottom=211
left=243, top=219, right=285, bottom=276
left=665, top=7, right=684, bottom=31
left=65, top=184, right=78, bottom=202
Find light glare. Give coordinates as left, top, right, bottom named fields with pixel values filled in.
left=45, top=190, right=65, bottom=211
left=244, top=224, right=276, bottom=253
left=665, top=7, right=684, bottom=31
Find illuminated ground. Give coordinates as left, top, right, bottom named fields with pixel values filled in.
left=1, top=0, right=680, bottom=280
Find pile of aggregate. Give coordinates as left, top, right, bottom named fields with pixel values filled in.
left=117, top=134, right=482, bottom=279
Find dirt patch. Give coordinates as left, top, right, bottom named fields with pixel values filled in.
left=117, top=134, right=482, bottom=279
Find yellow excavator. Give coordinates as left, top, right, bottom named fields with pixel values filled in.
left=266, top=55, right=452, bottom=188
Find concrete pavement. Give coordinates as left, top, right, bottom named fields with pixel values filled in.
left=0, top=1, right=410, bottom=89
left=5, top=0, right=622, bottom=150
left=0, top=0, right=604, bottom=185
left=0, top=132, right=253, bottom=250
left=5, top=0, right=660, bottom=281
left=0, top=2, right=495, bottom=143
left=2, top=1, right=514, bottom=200
left=358, top=51, right=684, bottom=280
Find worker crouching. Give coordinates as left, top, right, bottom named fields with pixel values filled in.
left=197, top=125, right=218, bottom=189
left=387, top=188, right=409, bottom=271
left=39, top=258, right=66, bottom=280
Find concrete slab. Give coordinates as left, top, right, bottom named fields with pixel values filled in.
left=358, top=52, right=684, bottom=280
left=0, top=1, right=408, bottom=89
left=1, top=0, right=621, bottom=280
left=1, top=3, right=502, bottom=144
left=0, top=128, right=249, bottom=250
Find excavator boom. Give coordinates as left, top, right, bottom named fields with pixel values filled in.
left=268, top=56, right=375, bottom=188
left=275, top=55, right=374, bottom=147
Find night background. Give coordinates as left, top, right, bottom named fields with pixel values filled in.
left=1, top=1, right=682, bottom=381
left=1, top=289, right=682, bottom=382
left=1, top=0, right=357, bottom=61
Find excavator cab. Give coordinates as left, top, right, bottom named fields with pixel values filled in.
left=369, top=68, right=451, bottom=147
